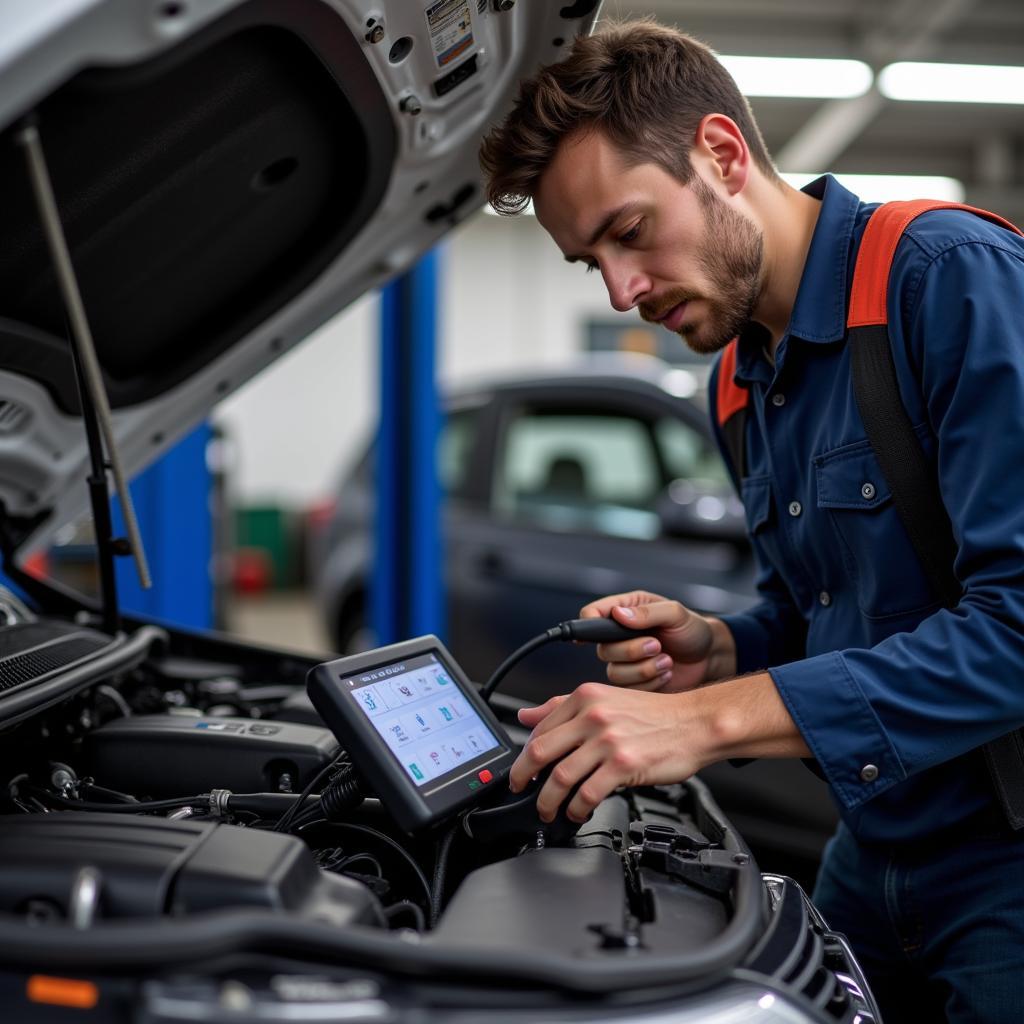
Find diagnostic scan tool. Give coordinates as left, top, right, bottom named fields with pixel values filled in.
left=307, top=636, right=516, bottom=832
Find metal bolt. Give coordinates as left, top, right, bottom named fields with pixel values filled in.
left=51, top=767, right=76, bottom=796
left=366, top=24, right=385, bottom=44
left=772, top=393, right=786, bottom=407
left=495, top=0, right=515, bottom=10
left=400, top=95, right=423, bottom=116
left=788, top=501, right=802, bottom=517
left=860, top=763, right=880, bottom=783
left=277, top=773, right=294, bottom=794
left=861, top=482, right=876, bottom=500
left=733, top=853, right=750, bottom=865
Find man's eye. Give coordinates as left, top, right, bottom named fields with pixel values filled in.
left=620, top=222, right=641, bottom=243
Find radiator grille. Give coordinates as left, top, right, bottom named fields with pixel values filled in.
left=0, top=634, right=110, bottom=692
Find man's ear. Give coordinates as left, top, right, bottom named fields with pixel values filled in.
left=693, top=114, right=750, bottom=197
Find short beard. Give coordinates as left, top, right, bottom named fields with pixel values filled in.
left=679, top=177, right=764, bottom=355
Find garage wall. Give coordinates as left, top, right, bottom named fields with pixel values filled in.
left=214, top=209, right=627, bottom=507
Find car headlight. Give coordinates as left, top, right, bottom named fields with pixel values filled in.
left=527, top=982, right=833, bottom=1023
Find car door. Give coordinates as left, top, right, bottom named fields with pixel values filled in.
left=444, top=380, right=755, bottom=702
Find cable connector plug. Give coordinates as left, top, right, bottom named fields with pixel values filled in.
left=553, top=617, right=639, bottom=644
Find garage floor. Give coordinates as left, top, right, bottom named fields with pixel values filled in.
left=224, top=590, right=333, bottom=656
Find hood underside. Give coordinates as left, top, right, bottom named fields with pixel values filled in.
left=0, top=0, right=600, bottom=552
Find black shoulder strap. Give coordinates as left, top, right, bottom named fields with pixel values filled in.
left=848, top=324, right=961, bottom=605
left=849, top=200, right=1024, bottom=829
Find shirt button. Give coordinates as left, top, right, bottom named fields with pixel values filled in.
left=772, top=393, right=786, bottom=407
left=860, top=764, right=879, bottom=783
left=788, top=501, right=802, bottom=517
left=819, top=591, right=832, bottom=607
left=861, top=482, right=876, bottom=500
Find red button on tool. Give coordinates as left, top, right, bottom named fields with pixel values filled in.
left=477, top=769, right=493, bottom=784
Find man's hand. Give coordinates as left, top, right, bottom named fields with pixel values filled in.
left=580, top=590, right=736, bottom=693
left=509, top=674, right=811, bottom=824
left=509, top=682, right=706, bottom=822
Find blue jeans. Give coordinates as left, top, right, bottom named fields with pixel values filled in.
left=813, top=817, right=1024, bottom=1023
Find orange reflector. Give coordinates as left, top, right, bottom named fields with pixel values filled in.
left=27, top=975, right=99, bottom=1009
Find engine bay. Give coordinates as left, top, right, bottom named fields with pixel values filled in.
left=0, top=595, right=878, bottom=1023
left=0, top=601, right=754, bottom=954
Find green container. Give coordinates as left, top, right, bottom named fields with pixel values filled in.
left=235, top=505, right=294, bottom=589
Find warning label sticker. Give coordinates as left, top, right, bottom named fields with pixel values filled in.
left=425, top=0, right=474, bottom=68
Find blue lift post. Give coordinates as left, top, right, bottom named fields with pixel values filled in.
left=112, top=422, right=214, bottom=630
left=372, top=248, right=445, bottom=646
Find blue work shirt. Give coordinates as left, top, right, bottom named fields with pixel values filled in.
left=708, top=175, right=1024, bottom=844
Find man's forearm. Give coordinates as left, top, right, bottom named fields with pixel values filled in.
left=693, top=670, right=812, bottom=766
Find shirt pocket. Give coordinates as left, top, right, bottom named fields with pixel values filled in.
left=814, top=439, right=941, bottom=620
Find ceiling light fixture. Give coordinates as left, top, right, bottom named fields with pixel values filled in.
left=879, top=61, right=1024, bottom=104
left=719, top=55, right=873, bottom=99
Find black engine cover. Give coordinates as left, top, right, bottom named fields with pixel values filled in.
left=82, top=714, right=339, bottom=797
left=0, top=813, right=381, bottom=926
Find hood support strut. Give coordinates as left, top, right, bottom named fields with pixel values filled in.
left=14, top=116, right=153, bottom=632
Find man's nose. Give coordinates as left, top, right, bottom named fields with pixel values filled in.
left=602, top=263, right=648, bottom=313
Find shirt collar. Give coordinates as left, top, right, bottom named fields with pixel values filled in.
left=733, top=174, right=862, bottom=384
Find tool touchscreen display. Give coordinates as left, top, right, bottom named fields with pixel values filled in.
left=340, top=651, right=501, bottom=788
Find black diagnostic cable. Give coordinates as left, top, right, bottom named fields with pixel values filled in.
left=296, top=819, right=433, bottom=911
left=429, top=821, right=460, bottom=928
left=273, top=754, right=352, bottom=833
left=479, top=617, right=639, bottom=705
left=20, top=787, right=207, bottom=814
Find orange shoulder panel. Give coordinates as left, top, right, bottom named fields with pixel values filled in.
left=847, top=200, right=1023, bottom=328
left=715, top=337, right=748, bottom=425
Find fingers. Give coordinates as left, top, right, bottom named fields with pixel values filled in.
left=585, top=600, right=695, bottom=691
left=534, top=744, right=603, bottom=822
left=565, top=762, right=629, bottom=823
left=516, top=694, right=567, bottom=730
left=595, top=601, right=688, bottom=661
left=595, top=630, right=660, bottom=664
left=605, top=656, right=674, bottom=689
left=509, top=692, right=588, bottom=792
left=610, top=599, right=692, bottom=633
left=579, top=590, right=665, bottom=620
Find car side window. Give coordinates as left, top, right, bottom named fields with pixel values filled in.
left=493, top=409, right=662, bottom=539
left=653, top=417, right=730, bottom=488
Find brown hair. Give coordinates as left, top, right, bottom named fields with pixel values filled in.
left=480, top=19, right=778, bottom=215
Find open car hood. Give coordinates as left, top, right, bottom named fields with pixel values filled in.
left=0, top=0, right=600, bottom=554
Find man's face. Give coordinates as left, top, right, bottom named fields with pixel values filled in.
left=533, top=129, right=764, bottom=355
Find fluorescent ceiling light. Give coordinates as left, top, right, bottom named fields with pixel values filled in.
left=782, top=172, right=965, bottom=203
left=879, top=61, right=1024, bottom=104
left=719, top=55, right=872, bottom=99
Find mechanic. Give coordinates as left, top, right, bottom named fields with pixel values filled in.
left=478, top=19, right=1024, bottom=1024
